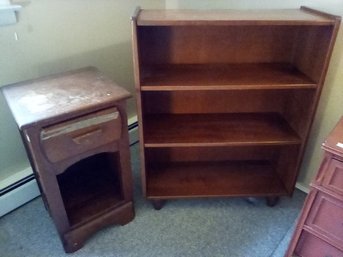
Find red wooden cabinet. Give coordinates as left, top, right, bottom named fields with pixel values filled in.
left=285, top=117, right=343, bottom=257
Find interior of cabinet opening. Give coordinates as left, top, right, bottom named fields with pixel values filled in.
left=137, top=25, right=333, bottom=84
left=142, top=90, right=288, bottom=114
left=144, top=146, right=296, bottom=198
left=145, top=146, right=279, bottom=162
left=57, top=152, right=124, bottom=227
left=141, top=89, right=315, bottom=141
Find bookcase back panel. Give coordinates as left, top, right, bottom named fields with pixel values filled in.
left=138, top=26, right=296, bottom=64
left=142, top=90, right=289, bottom=114
left=145, top=146, right=279, bottom=163
left=138, top=25, right=334, bottom=84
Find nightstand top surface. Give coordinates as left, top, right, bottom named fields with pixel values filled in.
left=1, top=67, right=131, bottom=129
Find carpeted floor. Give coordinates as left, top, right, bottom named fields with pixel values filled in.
left=0, top=143, right=306, bottom=257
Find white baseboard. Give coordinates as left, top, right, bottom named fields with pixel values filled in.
left=0, top=166, right=33, bottom=190
left=127, top=115, right=138, bottom=128
left=0, top=179, right=40, bottom=217
left=128, top=124, right=139, bottom=146
left=0, top=116, right=139, bottom=217
left=295, top=182, right=310, bottom=194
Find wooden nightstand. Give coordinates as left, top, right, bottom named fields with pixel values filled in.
left=1, top=67, right=134, bottom=252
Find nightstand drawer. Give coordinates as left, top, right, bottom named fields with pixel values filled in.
left=295, top=231, right=342, bottom=257
left=323, top=158, right=343, bottom=196
left=306, top=191, right=343, bottom=245
left=41, top=107, right=122, bottom=163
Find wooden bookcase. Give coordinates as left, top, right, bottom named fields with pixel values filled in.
left=131, top=7, right=340, bottom=209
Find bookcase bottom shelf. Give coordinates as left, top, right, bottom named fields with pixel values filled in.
left=146, top=160, right=288, bottom=199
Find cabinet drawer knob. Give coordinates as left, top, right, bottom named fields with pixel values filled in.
left=72, top=129, right=102, bottom=145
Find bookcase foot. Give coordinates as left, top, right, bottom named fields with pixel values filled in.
left=266, top=196, right=280, bottom=207
left=151, top=199, right=166, bottom=210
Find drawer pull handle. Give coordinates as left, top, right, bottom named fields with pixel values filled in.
left=41, top=111, right=119, bottom=140
left=72, top=129, right=102, bottom=145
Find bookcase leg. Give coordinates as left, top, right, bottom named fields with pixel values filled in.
left=245, top=197, right=259, bottom=204
left=151, top=199, right=166, bottom=210
left=266, top=196, right=280, bottom=207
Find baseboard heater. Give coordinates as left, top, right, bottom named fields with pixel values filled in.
left=0, top=174, right=35, bottom=197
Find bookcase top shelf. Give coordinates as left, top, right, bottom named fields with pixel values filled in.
left=135, top=7, right=339, bottom=26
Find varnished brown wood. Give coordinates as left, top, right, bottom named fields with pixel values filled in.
left=285, top=117, right=343, bottom=256
left=1, top=67, right=131, bottom=129
left=41, top=108, right=122, bottom=165
left=142, top=90, right=289, bottom=114
left=132, top=8, right=340, bottom=209
left=145, top=146, right=279, bottom=163
left=293, top=26, right=334, bottom=84
left=137, top=9, right=336, bottom=26
left=138, top=26, right=297, bottom=65
left=131, top=9, right=148, bottom=198
left=1, top=68, right=134, bottom=253
left=144, top=113, right=301, bottom=147
left=141, top=63, right=315, bottom=90
left=63, top=202, right=134, bottom=252
left=146, top=161, right=287, bottom=198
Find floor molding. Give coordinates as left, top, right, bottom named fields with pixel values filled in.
left=0, top=179, right=40, bottom=217
left=295, top=182, right=310, bottom=194
left=0, top=166, right=34, bottom=193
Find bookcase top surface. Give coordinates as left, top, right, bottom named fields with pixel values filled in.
left=136, top=7, right=339, bottom=26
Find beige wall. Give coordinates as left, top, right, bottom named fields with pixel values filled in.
left=0, top=0, right=342, bottom=188
left=0, top=0, right=164, bottom=181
